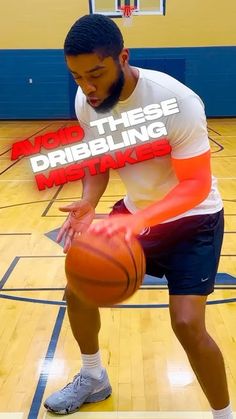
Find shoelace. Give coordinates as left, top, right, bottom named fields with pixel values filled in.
left=59, top=373, right=86, bottom=395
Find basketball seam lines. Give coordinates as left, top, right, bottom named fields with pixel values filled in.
left=72, top=241, right=130, bottom=285
left=123, top=240, right=138, bottom=295
left=68, top=275, right=128, bottom=286
left=67, top=272, right=131, bottom=304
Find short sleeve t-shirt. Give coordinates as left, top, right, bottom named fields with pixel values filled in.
left=75, top=67, right=222, bottom=221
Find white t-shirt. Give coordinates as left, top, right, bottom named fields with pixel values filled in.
left=75, top=67, right=222, bottom=222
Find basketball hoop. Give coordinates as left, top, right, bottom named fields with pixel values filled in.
left=120, top=5, right=134, bottom=26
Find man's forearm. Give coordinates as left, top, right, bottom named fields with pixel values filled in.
left=82, top=170, right=110, bottom=208
left=135, top=177, right=211, bottom=227
left=135, top=151, right=212, bottom=227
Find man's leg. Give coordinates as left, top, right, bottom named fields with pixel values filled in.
left=44, top=285, right=112, bottom=414
left=65, top=285, right=101, bottom=354
left=44, top=200, right=128, bottom=414
left=169, top=294, right=232, bottom=417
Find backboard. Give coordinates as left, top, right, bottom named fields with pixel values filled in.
left=89, top=0, right=166, bottom=17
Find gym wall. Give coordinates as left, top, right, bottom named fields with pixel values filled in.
left=0, top=0, right=235, bottom=118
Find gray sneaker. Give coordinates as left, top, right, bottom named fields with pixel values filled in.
left=44, top=369, right=112, bottom=415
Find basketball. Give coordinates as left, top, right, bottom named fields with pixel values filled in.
left=65, top=232, right=146, bottom=306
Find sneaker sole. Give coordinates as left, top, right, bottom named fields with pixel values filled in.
left=85, top=385, right=112, bottom=403
left=44, top=386, right=112, bottom=415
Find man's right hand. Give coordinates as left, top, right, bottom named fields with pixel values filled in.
left=56, top=200, right=95, bottom=253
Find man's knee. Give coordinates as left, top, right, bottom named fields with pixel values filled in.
left=65, top=285, right=94, bottom=309
left=171, top=315, right=206, bottom=347
left=65, top=284, right=78, bottom=301
left=65, top=284, right=98, bottom=312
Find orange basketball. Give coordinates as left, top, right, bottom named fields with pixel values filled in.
left=65, top=232, right=146, bottom=306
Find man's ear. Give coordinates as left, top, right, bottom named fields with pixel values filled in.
left=119, top=48, right=129, bottom=67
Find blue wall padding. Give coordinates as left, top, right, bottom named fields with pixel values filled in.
left=0, top=46, right=235, bottom=119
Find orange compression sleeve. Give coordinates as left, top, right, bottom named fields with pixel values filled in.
left=135, top=150, right=212, bottom=227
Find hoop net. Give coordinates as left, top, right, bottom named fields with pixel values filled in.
left=120, top=5, right=134, bottom=26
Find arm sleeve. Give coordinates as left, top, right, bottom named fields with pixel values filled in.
left=167, top=95, right=210, bottom=159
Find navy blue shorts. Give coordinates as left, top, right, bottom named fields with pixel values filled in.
left=109, top=200, right=224, bottom=295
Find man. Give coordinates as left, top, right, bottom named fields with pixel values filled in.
left=44, top=14, right=233, bottom=419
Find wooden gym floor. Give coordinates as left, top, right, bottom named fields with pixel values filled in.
left=0, top=119, right=236, bottom=419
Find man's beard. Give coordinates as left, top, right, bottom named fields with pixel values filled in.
left=90, top=67, right=125, bottom=114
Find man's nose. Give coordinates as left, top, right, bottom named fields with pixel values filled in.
left=81, top=80, right=96, bottom=96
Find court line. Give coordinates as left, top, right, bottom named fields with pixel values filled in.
left=0, top=196, right=234, bottom=211
left=0, top=414, right=23, bottom=419
left=0, top=294, right=66, bottom=305
left=221, top=254, right=236, bottom=256
left=1, top=122, right=234, bottom=418
left=0, top=122, right=71, bottom=184
left=0, top=255, right=235, bottom=305
left=1, top=287, right=65, bottom=291
left=0, top=293, right=236, bottom=308
left=0, top=158, right=23, bottom=175
left=0, top=256, right=20, bottom=289
left=0, top=147, right=11, bottom=156
left=27, top=306, right=66, bottom=419
left=42, top=412, right=236, bottom=419
left=0, top=197, right=81, bottom=210
left=1, top=256, right=235, bottom=289
left=0, top=233, right=31, bottom=235
left=210, top=136, right=236, bottom=138
left=212, top=156, right=236, bottom=159
left=208, top=126, right=222, bottom=136
left=0, top=255, right=64, bottom=289
left=209, top=137, right=224, bottom=153
left=0, top=251, right=234, bottom=417
left=41, top=185, right=64, bottom=217
left=0, top=122, right=54, bottom=175
left=2, top=194, right=234, bottom=212
left=1, top=285, right=236, bottom=292
left=45, top=214, right=108, bottom=219
left=0, top=195, right=123, bottom=210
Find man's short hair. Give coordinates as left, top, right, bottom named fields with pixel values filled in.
left=64, top=14, right=124, bottom=59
